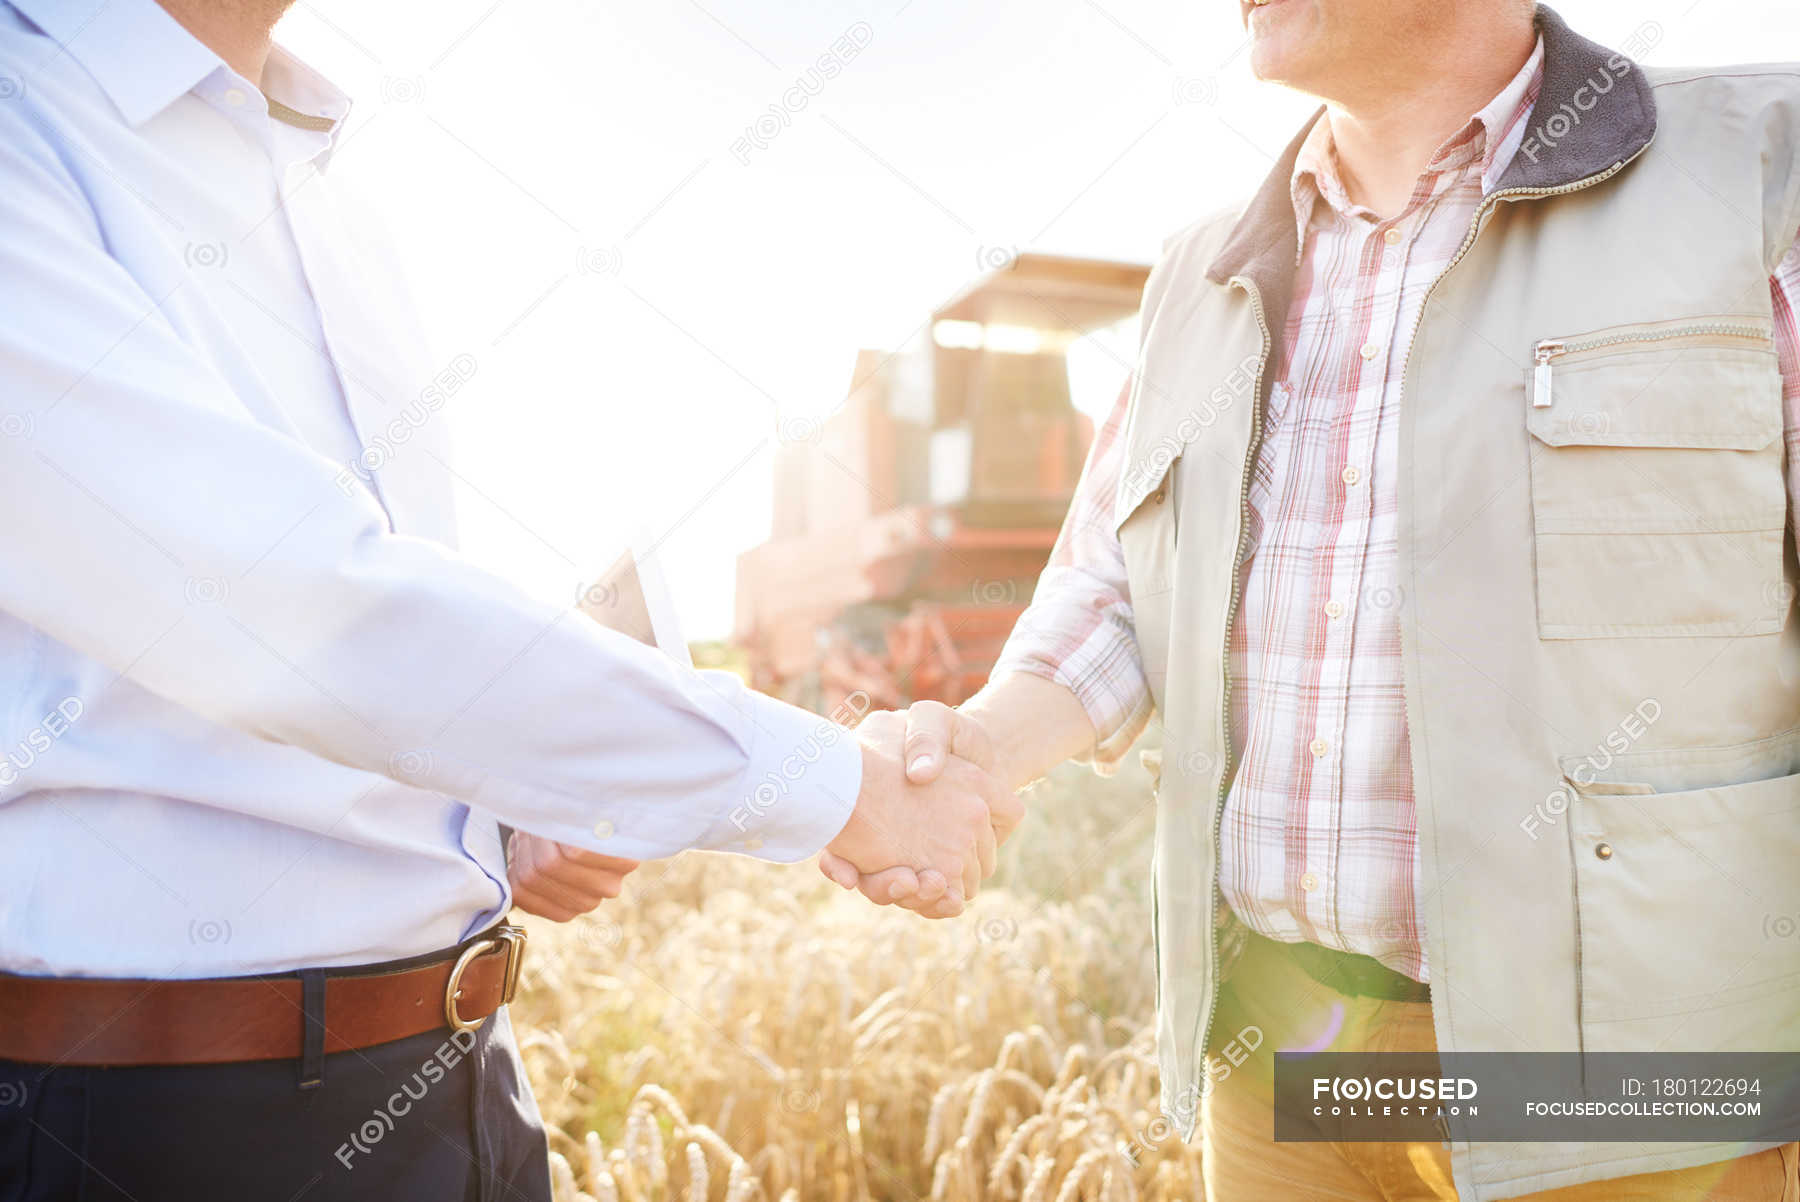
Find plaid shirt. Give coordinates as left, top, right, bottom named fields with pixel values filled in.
left=996, top=39, right=1800, bottom=982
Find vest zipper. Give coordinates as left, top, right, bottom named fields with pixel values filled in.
left=1405, top=156, right=1645, bottom=408
left=1531, top=321, right=1772, bottom=408
left=1186, top=146, right=1656, bottom=1117
left=1386, top=145, right=1655, bottom=1050
left=1197, top=277, right=1274, bottom=1098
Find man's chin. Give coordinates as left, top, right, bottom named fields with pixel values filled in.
left=1247, top=41, right=1305, bottom=86
left=1243, top=0, right=1325, bottom=87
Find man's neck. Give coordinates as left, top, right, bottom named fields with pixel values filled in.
left=1324, top=20, right=1538, bottom=219
left=155, top=0, right=293, bottom=88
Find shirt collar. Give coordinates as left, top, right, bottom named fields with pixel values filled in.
left=10, top=0, right=349, bottom=136
left=262, top=44, right=352, bottom=134
left=1203, top=5, right=1659, bottom=334
left=11, top=0, right=219, bottom=125
left=258, top=43, right=353, bottom=170
left=1289, top=35, right=1547, bottom=236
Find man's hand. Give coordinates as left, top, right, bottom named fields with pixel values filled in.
left=507, top=831, right=640, bottom=922
left=821, top=706, right=1020, bottom=918
left=821, top=679, right=1092, bottom=914
left=819, top=702, right=1021, bottom=917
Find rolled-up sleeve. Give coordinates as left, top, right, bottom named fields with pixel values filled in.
left=0, top=105, right=858, bottom=865
left=992, top=377, right=1152, bottom=770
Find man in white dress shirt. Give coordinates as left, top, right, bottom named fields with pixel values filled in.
left=0, top=0, right=1014, bottom=1197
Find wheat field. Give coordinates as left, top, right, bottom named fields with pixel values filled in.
left=508, top=752, right=1203, bottom=1202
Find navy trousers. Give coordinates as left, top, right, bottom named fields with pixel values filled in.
left=0, top=1006, right=551, bottom=1201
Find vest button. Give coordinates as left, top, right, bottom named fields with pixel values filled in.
left=1594, top=842, right=1614, bottom=861
left=1153, top=490, right=1166, bottom=504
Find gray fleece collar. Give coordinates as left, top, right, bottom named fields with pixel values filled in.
left=1204, top=5, right=1657, bottom=302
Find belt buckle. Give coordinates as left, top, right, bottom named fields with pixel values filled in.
left=444, top=923, right=527, bottom=1034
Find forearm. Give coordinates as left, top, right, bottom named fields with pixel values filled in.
left=0, top=112, right=861, bottom=863
left=965, top=374, right=1151, bottom=789
left=957, top=673, right=1097, bottom=793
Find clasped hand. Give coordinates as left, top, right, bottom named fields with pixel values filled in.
left=819, top=702, right=1019, bottom=918
left=507, top=702, right=1017, bottom=924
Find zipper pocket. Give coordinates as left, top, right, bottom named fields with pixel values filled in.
left=1531, top=320, right=1774, bottom=409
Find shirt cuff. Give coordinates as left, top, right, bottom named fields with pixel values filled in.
left=694, top=688, right=863, bottom=863
left=989, top=659, right=1151, bottom=776
left=992, top=595, right=1153, bottom=773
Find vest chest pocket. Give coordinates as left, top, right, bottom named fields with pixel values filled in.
left=1524, top=317, right=1789, bottom=639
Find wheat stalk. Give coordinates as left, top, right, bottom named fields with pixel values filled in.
left=507, top=759, right=1198, bottom=1202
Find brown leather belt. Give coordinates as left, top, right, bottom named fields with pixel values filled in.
left=0, top=924, right=526, bottom=1067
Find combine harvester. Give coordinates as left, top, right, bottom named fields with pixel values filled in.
left=735, top=253, right=1150, bottom=715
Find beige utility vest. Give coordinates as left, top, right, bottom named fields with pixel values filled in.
left=1116, top=10, right=1800, bottom=1198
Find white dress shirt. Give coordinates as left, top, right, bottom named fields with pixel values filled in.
left=0, top=0, right=861, bottom=978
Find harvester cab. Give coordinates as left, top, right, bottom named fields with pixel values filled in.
left=735, top=253, right=1151, bottom=715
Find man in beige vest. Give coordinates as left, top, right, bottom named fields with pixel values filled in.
left=823, top=2, right=1800, bottom=1198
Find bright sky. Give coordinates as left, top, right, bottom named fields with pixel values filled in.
left=274, top=0, right=1799, bottom=639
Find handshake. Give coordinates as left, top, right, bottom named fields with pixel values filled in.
left=817, top=702, right=1022, bottom=919
left=506, top=701, right=1020, bottom=923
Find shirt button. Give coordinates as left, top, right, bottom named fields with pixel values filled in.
left=1324, top=599, right=1345, bottom=619
left=1383, top=227, right=1402, bottom=245
left=1341, top=465, right=1361, bottom=486
left=1594, top=842, right=1614, bottom=861
left=1300, top=871, right=1320, bottom=892
left=225, top=88, right=248, bottom=107
left=1310, top=737, right=1329, bottom=758
left=1360, top=342, right=1381, bottom=361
